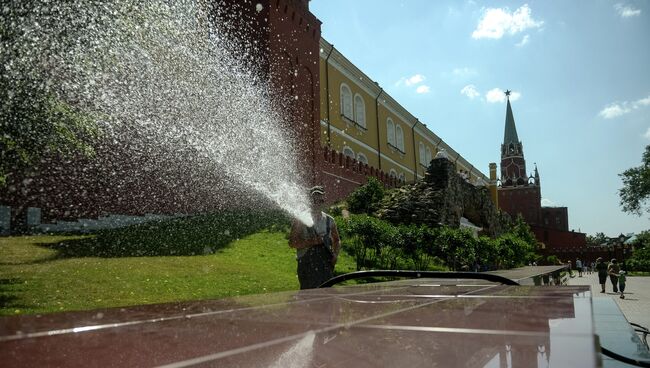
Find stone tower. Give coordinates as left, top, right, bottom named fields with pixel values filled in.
left=497, top=91, right=542, bottom=225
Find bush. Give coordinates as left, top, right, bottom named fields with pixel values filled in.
left=336, top=214, right=402, bottom=270
left=626, top=240, right=650, bottom=272
left=434, top=227, right=477, bottom=271
left=494, top=234, right=533, bottom=269
left=347, top=177, right=385, bottom=214
left=336, top=214, right=540, bottom=272
left=397, top=224, right=439, bottom=271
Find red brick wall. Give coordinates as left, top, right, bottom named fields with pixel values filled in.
left=321, top=146, right=398, bottom=205
left=540, top=207, right=569, bottom=231
left=531, top=225, right=586, bottom=249
left=266, top=0, right=322, bottom=185
left=498, top=186, right=541, bottom=225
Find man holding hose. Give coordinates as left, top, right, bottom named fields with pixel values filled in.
left=289, top=186, right=341, bottom=289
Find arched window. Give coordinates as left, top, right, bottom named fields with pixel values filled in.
left=387, top=118, right=395, bottom=146
left=419, top=142, right=426, bottom=165
left=354, top=94, right=366, bottom=128
left=395, top=125, right=404, bottom=152
left=389, top=169, right=397, bottom=179
left=342, top=146, right=355, bottom=159
left=425, top=147, right=432, bottom=165
left=340, top=84, right=353, bottom=119
left=398, top=173, right=405, bottom=183
left=357, top=153, right=368, bottom=165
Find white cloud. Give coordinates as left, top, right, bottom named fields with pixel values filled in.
left=405, top=74, right=426, bottom=86
left=615, top=3, right=641, bottom=18
left=515, top=34, right=530, bottom=47
left=599, top=104, right=631, bottom=119
left=416, top=85, right=431, bottom=94
left=644, top=127, right=650, bottom=140
left=472, top=4, right=543, bottom=39
left=396, top=74, right=427, bottom=88
left=599, top=94, right=650, bottom=119
left=541, top=198, right=559, bottom=207
left=486, top=88, right=521, bottom=103
left=461, top=85, right=480, bottom=99
left=638, top=96, right=650, bottom=106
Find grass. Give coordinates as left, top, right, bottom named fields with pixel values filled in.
left=0, top=229, right=357, bottom=316
left=628, top=271, right=650, bottom=276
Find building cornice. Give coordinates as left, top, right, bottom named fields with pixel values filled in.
left=320, top=39, right=381, bottom=98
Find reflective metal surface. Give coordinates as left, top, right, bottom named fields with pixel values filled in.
left=0, top=281, right=596, bottom=367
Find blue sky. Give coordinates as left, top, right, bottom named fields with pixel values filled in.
left=310, top=0, right=649, bottom=237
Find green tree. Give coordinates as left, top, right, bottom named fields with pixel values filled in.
left=509, top=215, right=538, bottom=248
left=619, top=145, right=650, bottom=216
left=494, top=234, right=533, bottom=269
left=397, top=224, right=439, bottom=271
left=346, top=177, right=385, bottom=214
left=625, top=230, right=650, bottom=272
left=336, top=214, right=400, bottom=270
left=586, top=232, right=608, bottom=246
left=1, top=3, right=100, bottom=187
left=434, top=227, right=477, bottom=271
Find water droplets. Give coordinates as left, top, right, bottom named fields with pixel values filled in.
left=4, top=0, right=314, bottom=225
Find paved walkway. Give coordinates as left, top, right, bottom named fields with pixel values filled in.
left=567, top=271, right=650, bottom=330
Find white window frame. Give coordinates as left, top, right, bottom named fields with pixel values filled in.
left=389, top=169, right=398, bottom=179
left=419, top=142, right=426, bottom=165
left=398, top=173, right=405, bottom=183
left=387, top=118, right=395, bottom=146
left=357, top=152, right=368, bottom=165
left=425, top=147, right=432, bottom=165
left=395, top=124, right=404, bottom=152
left=340, top=83, right=353, bottom=120
left=342, top=146, right=356, bottom=159
left=353, top=94, right=366, bottom=129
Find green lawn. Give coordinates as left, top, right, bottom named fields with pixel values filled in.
left=0, top=231, right=357, bottom=316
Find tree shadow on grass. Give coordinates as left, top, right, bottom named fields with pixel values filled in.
left=41, top=210, right=290, bottom=258
left=0, top=277, right=33, bottom=313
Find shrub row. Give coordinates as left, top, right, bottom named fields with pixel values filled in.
left=335, top=214, right=537, bottom=271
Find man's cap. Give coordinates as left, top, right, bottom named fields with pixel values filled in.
left=309, top=186, right=325, bottom=196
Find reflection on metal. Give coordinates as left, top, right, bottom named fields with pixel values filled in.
left=319, top=270, right=520, bottom=288
left=0, top=280, right=598, bottom=367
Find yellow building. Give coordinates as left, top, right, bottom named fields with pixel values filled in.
left=319, top=38, right=489, bottom=186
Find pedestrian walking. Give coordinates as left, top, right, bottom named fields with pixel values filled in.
left=608, top=259, right=620, bottom=293
left=618, top=270, right=627, bottom=299
left=576, top=258, right=583, bottom=277
left=596, top=257, right=608, bottom=293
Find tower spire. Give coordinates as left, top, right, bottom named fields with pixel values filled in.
left=499, top=90, right=527, bottom=184
left=503, top=91, right=520, bottom=146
